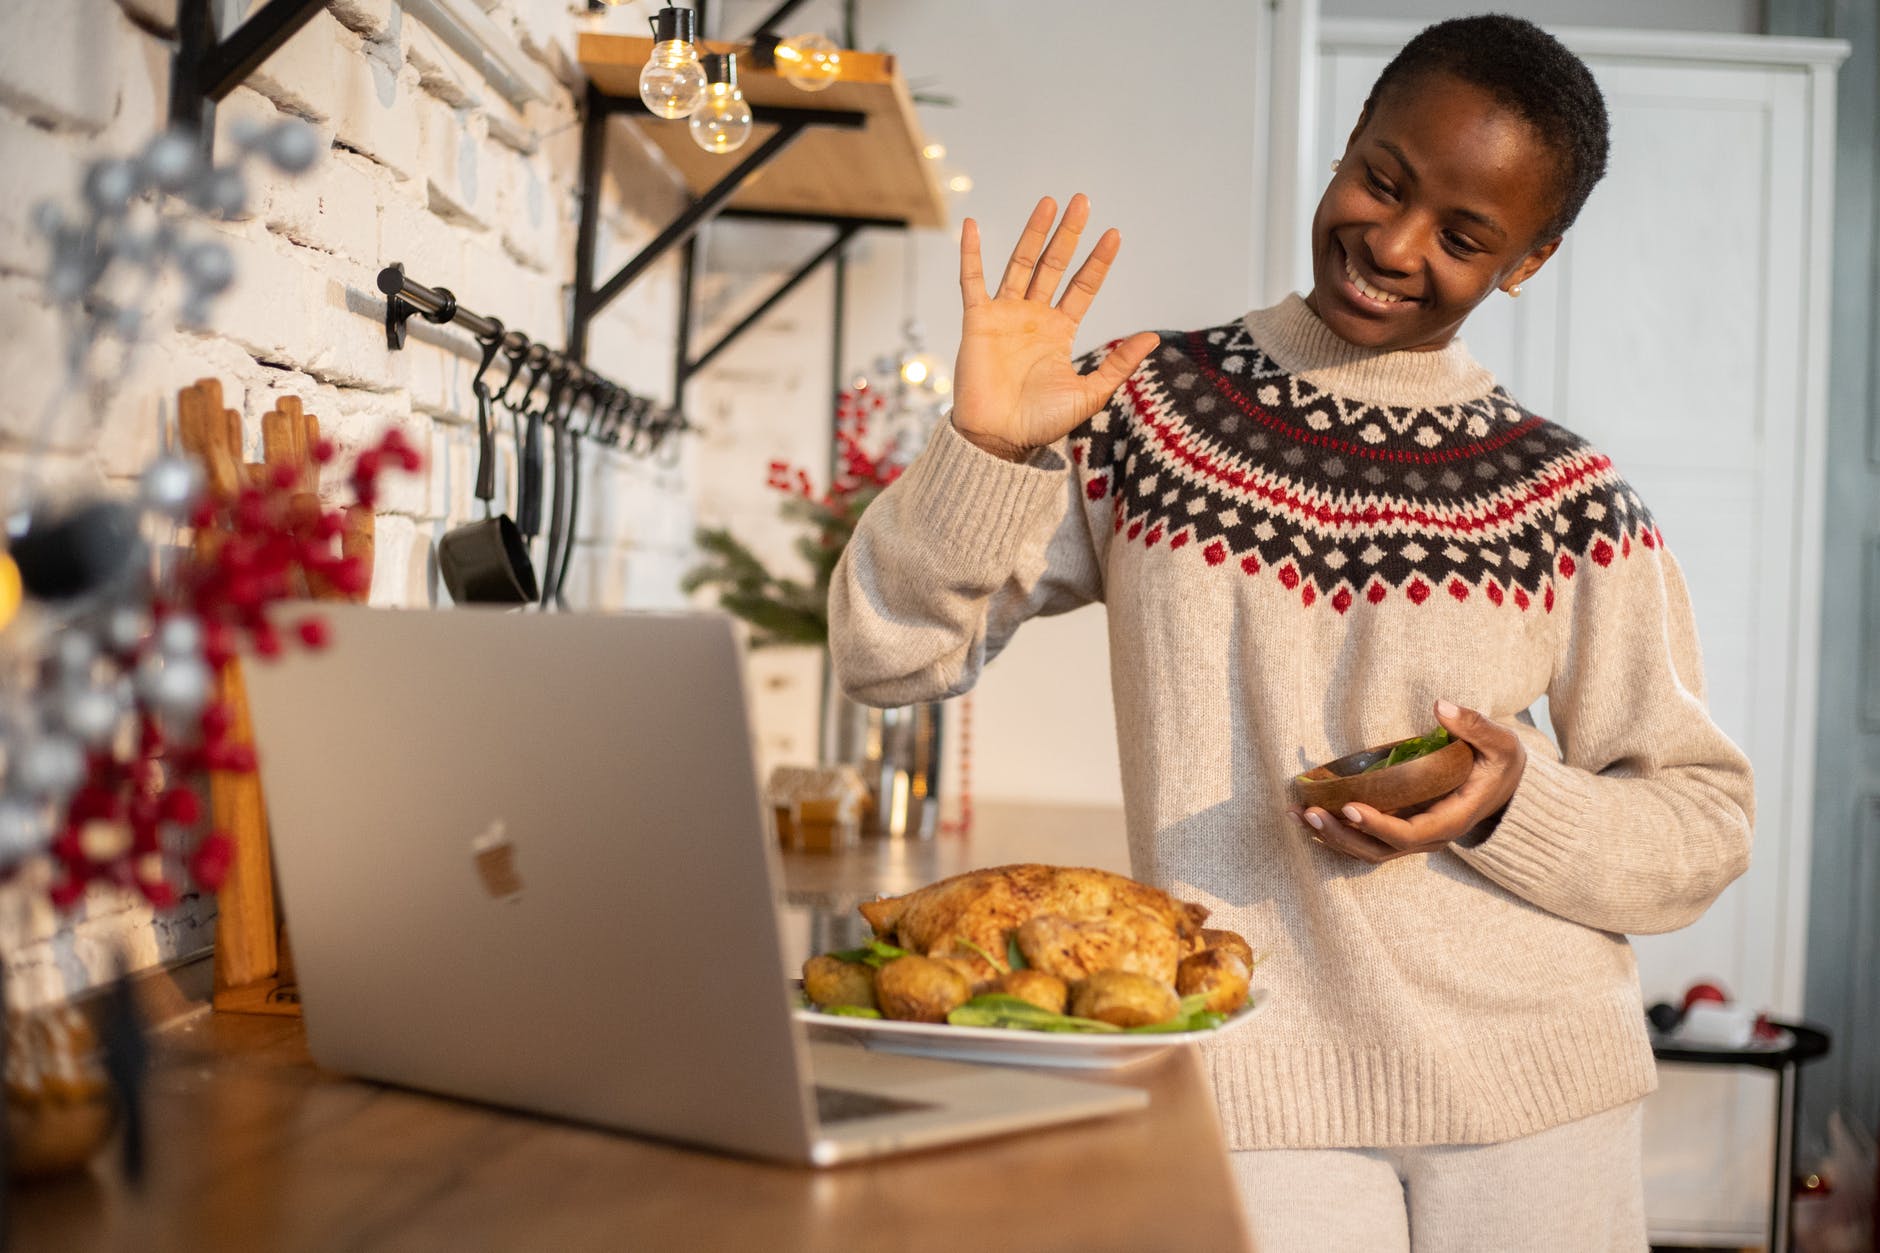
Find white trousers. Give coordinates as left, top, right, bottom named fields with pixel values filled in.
left=1229, top=1100, right=1646, bottom=1253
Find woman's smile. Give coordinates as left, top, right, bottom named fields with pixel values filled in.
left=1335, top=238, right=1419, bottom=312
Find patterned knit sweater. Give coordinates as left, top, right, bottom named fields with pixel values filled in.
left=828, top=294, right=1754, bottom=1150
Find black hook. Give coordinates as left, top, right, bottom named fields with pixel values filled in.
left=471, top=317, right=506, bottom=394
left=493, top=339, right=532, bottom=411
left=509, top=344, right=553, bottom=415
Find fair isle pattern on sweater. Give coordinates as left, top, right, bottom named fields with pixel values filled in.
left=1072, top=319, right=1665, bottom=614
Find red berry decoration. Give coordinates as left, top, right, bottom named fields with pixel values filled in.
left=38, top=421, right=421, bottom=913
left=160, top=788, right=202, bottom=825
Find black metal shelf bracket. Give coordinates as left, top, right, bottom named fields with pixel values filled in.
left=683, top=221, right=859, bottom=384
left=169, top=0, right=329, bottom=138
left=567, top=81, right=872, bottom=365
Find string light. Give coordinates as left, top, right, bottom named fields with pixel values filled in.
left=753, top=31, right=842, bottom=92
left=921, top=142, right=946, bottom=161
left=689, top=52, right=752, bottom=153
left=639, top=6, right=706, bottom=120
left=625, top=10, right=895, bottom=156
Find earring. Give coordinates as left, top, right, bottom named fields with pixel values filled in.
left=1507, top=283, right=1522, bottom=298
left=1330, top=158, right=1341, bottom=173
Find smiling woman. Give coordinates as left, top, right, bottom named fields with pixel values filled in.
left=827, top=13, right=1754, bottom=1253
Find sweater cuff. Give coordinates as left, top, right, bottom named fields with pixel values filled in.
left=896, top=419, right=1069, bottom=575
left=1451, top=753, right=1594, bottom=899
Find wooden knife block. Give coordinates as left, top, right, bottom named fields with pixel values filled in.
left=177, top=381, right=374, bottom=1016
left=208, top=657, right=300, bottom=1016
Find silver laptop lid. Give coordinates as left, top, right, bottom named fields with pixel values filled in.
left=244, top=605, right=818, bottom=1161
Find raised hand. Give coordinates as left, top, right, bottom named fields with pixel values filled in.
left=950, top=194, right=1161, bottom=462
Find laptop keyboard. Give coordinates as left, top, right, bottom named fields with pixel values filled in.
left=813, top=1084, right=937, bottom=1125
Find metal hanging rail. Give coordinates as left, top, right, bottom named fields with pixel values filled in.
left=377, top=263, right=686, bottom=453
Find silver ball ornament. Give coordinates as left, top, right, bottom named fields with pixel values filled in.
left=136, top=652, right=212, bottom=721
left=140, top=455, right=204, bottom=518
left=140, top=131, right=203, bottom=194
left=105, top=605, right=148, bottom=654
left=47, top=247, right=90, bottom=303
left=181, top=240, right=234, bottom=297
left=11, top=734, right=86, bottom=800
left=83, top=158, right=140, bottom=216
left=54, top=629, right=99, bottom=679
left=0, top=800, right=51, bottom=864
left=58, top=684, right=124, bottom=746
left=263, top=119, right=320, bottom=173
left=31, top=201, right=65, bottom=236
left=156, top=613, right=204, bottom=658
left=195, top=166, right=248, bottom=218
left=114, top=229, right=157, bottom=267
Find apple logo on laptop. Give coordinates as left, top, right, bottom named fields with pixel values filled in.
left=471, top=820, right=523, bottom=903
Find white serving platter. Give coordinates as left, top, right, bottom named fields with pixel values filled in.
left=795, top=991, right=1269, bottom=1071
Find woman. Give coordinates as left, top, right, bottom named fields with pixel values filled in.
left=828, top=15, right=1752, bottom=1250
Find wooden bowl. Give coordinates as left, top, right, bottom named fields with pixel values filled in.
left=1292, top=737, right=1474, bottom=816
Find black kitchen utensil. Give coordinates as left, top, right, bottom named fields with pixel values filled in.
left=437, top=324, right=538, bottom=605
left=550, top=382, right=608, bottom=609
left=538, top=366, right=578, bottom=609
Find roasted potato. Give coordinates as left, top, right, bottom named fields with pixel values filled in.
left=995, top=968, right=1070, bottom=1014
left=1177, top=948, right=1250, bottom=1015
left=1069, top=969, right=1180, bottom=1028
left=936, top=953, right=997, bottom=993
left=875, top=955, right=972, bottom=1023
left=1199, top=928, right=1255, bottom=969
left=801, top=954, right=877, bottom=1011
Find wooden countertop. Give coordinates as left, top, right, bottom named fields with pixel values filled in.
left=8, top=804, right=1251, bottom=1252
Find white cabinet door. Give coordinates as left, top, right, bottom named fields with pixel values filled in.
left=1315, top=26, right=1838, bottom=1245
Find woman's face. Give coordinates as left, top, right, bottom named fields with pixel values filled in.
left=1306, top=72, right=1564, bottom=353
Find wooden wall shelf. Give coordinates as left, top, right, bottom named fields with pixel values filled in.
left=578, top=34, right=947, bottom=229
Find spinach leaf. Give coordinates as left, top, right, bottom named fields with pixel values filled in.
left=825, top=939, right=912, bottom=969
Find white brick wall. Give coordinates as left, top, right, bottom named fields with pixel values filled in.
left=0, top=0, right=700, bottom=1008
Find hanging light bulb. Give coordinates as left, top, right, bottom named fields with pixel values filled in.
left=750, top=31, right=841, bottom=92
left=639, top=7, right=706, bottom=120
left=689, top=52, right=753, bottom=154
left=899, top=353, right=938, bottom=387
left=895, top=316, right=941, bottom=392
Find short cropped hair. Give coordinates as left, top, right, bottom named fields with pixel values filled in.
left=1366, top=14, right=1610, bottom=241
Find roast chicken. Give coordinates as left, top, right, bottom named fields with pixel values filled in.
left=856, top=863, right=1212, bottom=985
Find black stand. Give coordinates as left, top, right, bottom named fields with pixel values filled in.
left=1651, top=1020, right=1832, bottom=1253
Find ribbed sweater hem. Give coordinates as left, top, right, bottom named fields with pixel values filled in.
left=1202, top=992, right=1658, bottom=1150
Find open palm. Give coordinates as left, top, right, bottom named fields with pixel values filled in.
left=951, top=195, right=1160, bottom=460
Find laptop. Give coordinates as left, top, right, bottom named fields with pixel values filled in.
left=242, top=604, right=1146, bottom=1166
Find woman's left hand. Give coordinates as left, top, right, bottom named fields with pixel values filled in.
left=1290, top=700, right=1528, bottom=864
